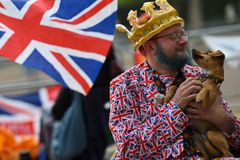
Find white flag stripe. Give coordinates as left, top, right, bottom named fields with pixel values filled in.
left=0, top=96, right=42, bottom=136
left=0, top=23, right=14, bottom=49
left=0, top=0, right=37, bottom=19
left=76, top=0, right=117, bottom=29
left=14, top=41, right=86, bottom=94
left=42, top=15, right=115, bottom=41
left=48, top=0, right=101, bottom=22
left=0, top=115, right=32, bottom=121
left=0, top=96, right=41, bottom=115
left=36, top=46, right=87, bottom=95
left=41, top=0, right=116, bottom=41
left=41, top=18, right=114, bottom=41
left=39, top=88, right=55, bottom=111
left=15, top=40, right=106, bottom=63
left=63, top=54, right=93, bottom=87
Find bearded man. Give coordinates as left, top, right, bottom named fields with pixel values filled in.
left=109, top=0, right=240, bottom=159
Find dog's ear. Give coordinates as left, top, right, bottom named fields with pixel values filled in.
left=209, top=50, right=225, bottom=60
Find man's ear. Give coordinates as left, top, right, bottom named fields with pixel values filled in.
left=142, top=41, right=156, bottom=55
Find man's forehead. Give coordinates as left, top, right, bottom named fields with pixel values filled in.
left=158, top=24, right=183, bottom=35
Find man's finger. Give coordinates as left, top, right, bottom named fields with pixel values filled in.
left=185, top=107, right=199, bottom=115
left=187, top=115, right=200, bottom=120
left=188, top=101, right=203, bottom=108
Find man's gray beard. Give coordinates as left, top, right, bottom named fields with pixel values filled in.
left=156, top=45, right=189, bottom=71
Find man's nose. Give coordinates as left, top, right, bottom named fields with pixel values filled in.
left=178, top=36, right=188, bottom=45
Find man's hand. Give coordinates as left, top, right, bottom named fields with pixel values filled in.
left=171, top=78, right=202, bottom=110
left=185, top=92, right=236, bottom=135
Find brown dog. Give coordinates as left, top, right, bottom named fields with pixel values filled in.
left=164, top=49, right=233, bottom=159
left=191, top=49, right=233, bottom=159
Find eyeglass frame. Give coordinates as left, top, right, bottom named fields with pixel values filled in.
left=150, top=31, right=189, bottom=42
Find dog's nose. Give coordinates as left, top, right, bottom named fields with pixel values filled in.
left=192, top=49, right=201, bottom=60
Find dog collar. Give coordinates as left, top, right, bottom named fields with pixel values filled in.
left=203, top=74, right=223, bottom=84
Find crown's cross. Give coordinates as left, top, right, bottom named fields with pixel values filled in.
left=156, top=0, right=169, bottom=11
left=137, top=2, right=155, bottom=25
left=141, top=2, right=155, bottom=14
left=127, top=10, right=138, bottom=28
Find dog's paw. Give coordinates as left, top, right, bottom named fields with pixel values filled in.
left=196, top=99, right=203, bottom=104
left=195, top=93, right=204, bottom=104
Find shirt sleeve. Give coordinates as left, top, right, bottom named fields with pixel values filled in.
left=109, top=79, right=189, bottom=159
left=220, top=95, right=240, bottom=149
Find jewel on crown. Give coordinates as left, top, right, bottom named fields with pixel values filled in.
left=116, top=0, right=184, bottom=50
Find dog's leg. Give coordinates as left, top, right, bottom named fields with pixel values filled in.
left=164, top=85, right=177, bottom=103
left=193, top=133, right=210, bottom=160
left=204, top=135, right=220, bottom=158
left=203, top=83, right=218, bottom=107
left=196, top=88, right=217, bottom=108
left=206, top=130, right=233, bottom=157
left=195, top=87, right=208, bottom=106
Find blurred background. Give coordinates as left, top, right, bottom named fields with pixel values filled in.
left=0, top=0, right=239, bottom=133
left=0, top=0, right=240, bottom=158
left=1, top=0, right=240, bottom=99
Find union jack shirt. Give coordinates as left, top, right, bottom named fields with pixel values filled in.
left=109, top=62, right=240, bottom=159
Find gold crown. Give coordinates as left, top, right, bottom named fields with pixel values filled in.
left=116, top=0, right=184, bottom=50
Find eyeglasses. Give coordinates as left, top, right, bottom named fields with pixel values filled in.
left=151, top=31, right=189, bottom=42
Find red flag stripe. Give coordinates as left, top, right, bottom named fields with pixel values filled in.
left=0, top=2, right=5, bottom=9
left=0, top=16, right=111, bottom=60
left=53, top=51, right=91, bottom=94
left=52, top=0, right=113, bottom=24
left=0, top=101, right=33, bottom=116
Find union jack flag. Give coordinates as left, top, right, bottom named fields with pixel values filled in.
left=0, top=85, right=61, bottom=137
left=0, top=0, right=117, bottom=95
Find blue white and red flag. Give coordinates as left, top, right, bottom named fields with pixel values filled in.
left=0, top=0, right=117, bottom=95
left=0, top=85, right=61, bottom=137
